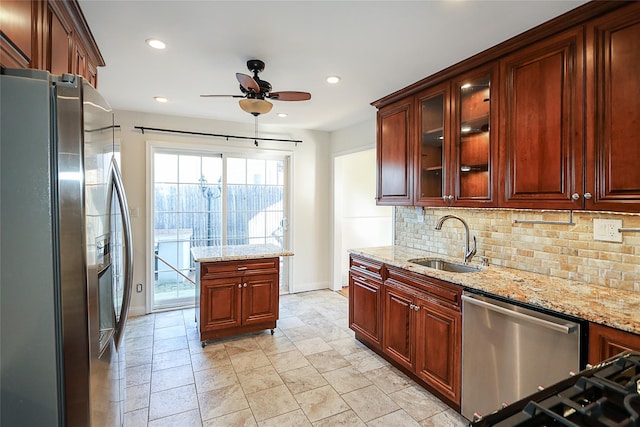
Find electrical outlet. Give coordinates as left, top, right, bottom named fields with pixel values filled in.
left=593, top=219, right=622, bottom=243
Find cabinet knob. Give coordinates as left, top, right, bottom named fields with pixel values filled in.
left=448, top=195, right=454, bottom=201
left=409, top=303, right=415, bottom=310
left=238, top=284, right=242, bottom=288
left=571, top=193, right=580, bottom=200
left=414, top=305, right=420, bottom=311
left=243, top=283, right=247, bottom=288
left=584, top=192, right=592, bottom=200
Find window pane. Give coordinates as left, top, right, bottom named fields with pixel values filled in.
left=265, top=160, right=282, bottom=185
left=155, top=153, right=177, bottom=182
left=202, top=156, right=223, bottom=184
left=178, top=183, right=205, bottom=213
left=154, top=184, right=177, bottom=212
left=247, top=159, right=265, bottom=185
left=178, top=155, right=202, bottom=183
left=227, top=158, right=246, bottom=184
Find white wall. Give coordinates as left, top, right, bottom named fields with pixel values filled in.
left=114, top=110, right=331, bottom=315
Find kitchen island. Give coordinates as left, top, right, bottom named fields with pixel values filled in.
left=191, top=244, right=293, bottom=345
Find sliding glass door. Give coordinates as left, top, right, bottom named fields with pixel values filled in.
left=151, top=148, right=289, bottom=311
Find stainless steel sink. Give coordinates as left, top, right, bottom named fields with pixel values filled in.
left=407, top=258, right=481, bottom=273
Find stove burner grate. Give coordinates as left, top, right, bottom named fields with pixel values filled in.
left=484, top=353, right=640, bottom=427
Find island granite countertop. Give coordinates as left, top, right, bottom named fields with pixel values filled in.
left=349, top=245, right=640, bottom=335
left=192, top=243, right=293, bottom=263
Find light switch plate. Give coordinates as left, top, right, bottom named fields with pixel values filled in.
left=593, top=219, right=622, bottom=242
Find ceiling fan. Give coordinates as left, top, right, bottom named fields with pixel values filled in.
left=200, top=59, right=312, bottom=116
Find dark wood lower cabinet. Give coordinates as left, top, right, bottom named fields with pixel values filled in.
left=196, top=258, right=279, bottom=343
left=382, top=282, right=415, bottom=370
left=349, top=254, right=463, bottom=410
left=349, top=273, right=383, bottom=349
left=415, top=297, right=461, bottom=403
left=348, top=255, right=385, bottom=349
left=589, top=323, right=640, bottom=364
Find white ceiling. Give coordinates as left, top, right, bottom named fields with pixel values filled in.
left=78, top=0, right=587, bottom=132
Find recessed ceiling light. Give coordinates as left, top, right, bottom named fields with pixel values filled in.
left=154, top=96, right=168, bottom=103
left=277, top=113, right=288, bottom=118
left=146, top=39, right=166, bottom=50
left=326, top=75, right=341, bottom=84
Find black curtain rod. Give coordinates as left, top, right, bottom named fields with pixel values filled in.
left=133, top=126, right=303, bottom=145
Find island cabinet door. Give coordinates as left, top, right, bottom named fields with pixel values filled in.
left=383, top=281, right=415, bottom=371
left=415, top=297, right=461, bottom=404
left=200, top=278, right=242, bottom=332
left=242, top=273, right=279, bottom=325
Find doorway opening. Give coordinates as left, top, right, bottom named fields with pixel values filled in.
left=333, top=149, right=393, bottom=293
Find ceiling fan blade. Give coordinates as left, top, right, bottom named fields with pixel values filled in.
left=200, top=94, right=244, bottom=98
left=269, top=91, right=312, bottom=101
left=236, top=73, right=260, bottom=92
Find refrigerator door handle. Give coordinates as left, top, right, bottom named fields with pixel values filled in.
left=110, top=157, right=134, bottom=350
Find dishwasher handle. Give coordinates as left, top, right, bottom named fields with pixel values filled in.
left=462, top=294, right=577, bottom=334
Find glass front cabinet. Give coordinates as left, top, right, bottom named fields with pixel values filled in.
left=415, top=64, right=496, bottom=207
left=415, top=83, right=449, bottom=205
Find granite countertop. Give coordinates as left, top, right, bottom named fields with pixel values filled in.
left=191, top=244, right=294, bottom=263
left=349, top=245, right=640, bottom=335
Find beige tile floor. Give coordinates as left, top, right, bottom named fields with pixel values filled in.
left=123, top=289, right=470, bottom=426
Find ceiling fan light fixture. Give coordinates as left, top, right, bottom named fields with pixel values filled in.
left=239, top=98, right=273, bottom=116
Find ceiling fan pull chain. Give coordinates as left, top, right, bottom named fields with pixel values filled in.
left=254, top=116, right=259, bottom=147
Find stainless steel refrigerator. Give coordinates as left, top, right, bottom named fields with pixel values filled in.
left=1, top=69, right=133, bottom=426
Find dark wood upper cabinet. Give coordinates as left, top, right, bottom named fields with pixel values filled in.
left=499, top=28, right=584, bottom=210
left=452, top=64, right=497, bottom=207
left=376, top=98, right=414, bottom=205
left=373, top=2, right=639, bottom=213
left=0, top=1, right=33, bottom=68
left=585, top=4, right=640, bottom=212
left=48, top=2, right=72, bottom=76
left=415, top=83, right=449, bottom=206
left=414, top=64, right=497, bottom=208
left=0, top=0, right=104, bottom=87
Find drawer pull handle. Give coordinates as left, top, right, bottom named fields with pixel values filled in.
left=237, top=266, right=248, bottom=271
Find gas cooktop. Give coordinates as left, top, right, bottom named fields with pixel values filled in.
left=473, top=351, right=640, bottom=427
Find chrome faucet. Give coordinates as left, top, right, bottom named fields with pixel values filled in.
left=434, top=215, right=477, bottom=264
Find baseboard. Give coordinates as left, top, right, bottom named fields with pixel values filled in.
left=289, top=281, right=331, bottom=293
left=128, top=305, right=147, bottom=317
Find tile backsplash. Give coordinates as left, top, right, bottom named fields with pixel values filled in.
left=395, top=207, right=640, bottom=292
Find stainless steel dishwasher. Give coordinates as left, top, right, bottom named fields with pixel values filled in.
left=461, top=291, right=587, bottom=422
